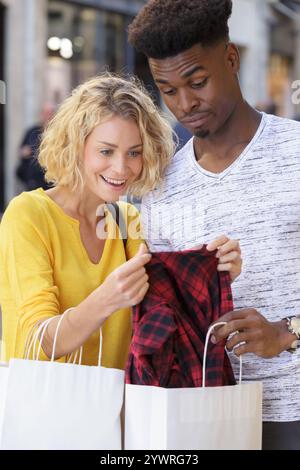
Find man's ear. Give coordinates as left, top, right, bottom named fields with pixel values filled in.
left=226, top=43, right=240, bottom=74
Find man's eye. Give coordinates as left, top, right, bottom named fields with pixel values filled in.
left=163, top=89, right=175, bottom=96
left=193, top=78, right=208, bottom=88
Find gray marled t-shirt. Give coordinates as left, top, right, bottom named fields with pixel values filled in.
left=141, top=112, right=300, bottom=422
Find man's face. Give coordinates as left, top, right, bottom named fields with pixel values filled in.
left=149, top=42, right=240, bottom=139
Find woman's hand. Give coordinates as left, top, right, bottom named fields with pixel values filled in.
left=42, top=243, right=152, bottom=360
left=99, top=243, right=151, bottom=312
left=207, top=235, right=242, bottom=283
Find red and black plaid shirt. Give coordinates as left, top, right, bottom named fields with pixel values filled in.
left=125, top=246, right=235, bottom=388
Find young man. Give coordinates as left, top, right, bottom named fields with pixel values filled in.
left=128, top=0, right=300, bottom=449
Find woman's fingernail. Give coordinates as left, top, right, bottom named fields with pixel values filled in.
left=211, top=335, right=217, bottom=344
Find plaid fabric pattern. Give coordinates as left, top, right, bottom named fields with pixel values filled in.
left=126, top=246, right=235, bottom=388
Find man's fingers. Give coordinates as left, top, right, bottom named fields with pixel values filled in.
left=232, top=342, right=253, bottom=357
left=207, top=235, right=229, bottom=251
left=210, top=310, right=255, bottom=342
left=225, top=331, right=249, bottom=351
left=217, top=251, right=240, bottom=263
left=217, top=263, right=232, bottom=272
left=217, top=239, right=241, bottom=256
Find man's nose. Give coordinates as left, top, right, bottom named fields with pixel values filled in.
left=177, top=88, right=199, bottom=115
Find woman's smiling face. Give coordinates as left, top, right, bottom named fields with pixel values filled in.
left=83, top=115, right=143, bottom=201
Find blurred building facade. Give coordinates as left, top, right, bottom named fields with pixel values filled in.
left=1, top=0, right=300, bottom=211
left=0, top=0, right=152, bottom=212
left=230, top=0, right=300, bottom=117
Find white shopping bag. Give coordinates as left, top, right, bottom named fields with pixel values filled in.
left=125, top=322, right=262, bottom=450
left=0, top=363, right=9, bottom=437
left=0, top=313, right=125, bottom=450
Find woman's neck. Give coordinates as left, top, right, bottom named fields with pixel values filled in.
left=46, top=186, right=105, bottom=227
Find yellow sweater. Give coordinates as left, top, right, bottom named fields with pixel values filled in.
left=0, top=189, right=143, bottom=368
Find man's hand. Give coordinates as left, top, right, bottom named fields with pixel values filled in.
left=210, top=308, right=294, bottom=358
left=207, top=235, right=242, bottom=283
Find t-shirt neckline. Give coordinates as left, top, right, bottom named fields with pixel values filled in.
left=189, top=112, right=267, bottom=180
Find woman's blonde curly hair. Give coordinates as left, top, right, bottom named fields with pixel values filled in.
left=38, top=73, right=176, bottom=198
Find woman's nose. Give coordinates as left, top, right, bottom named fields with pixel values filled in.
left=111, top=156, right=127, bottom=175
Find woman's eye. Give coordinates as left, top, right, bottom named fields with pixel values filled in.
left=100, top=149, right=112, bottom=156
left=128, top=151, right=141, bottom=158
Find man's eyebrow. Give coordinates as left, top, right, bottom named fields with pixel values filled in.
left=155, top=65, right=206, bottom=84
left=155, top=78, right=170, bottom=85
left=181, top=65, right=206, bottom=78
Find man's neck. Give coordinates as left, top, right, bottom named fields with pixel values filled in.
left=193, top=102, right=262, bottom=174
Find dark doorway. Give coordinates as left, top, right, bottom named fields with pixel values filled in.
left=0, top=2, right=5, bottom=214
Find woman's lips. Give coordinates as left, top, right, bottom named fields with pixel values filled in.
left=100, top=175, right=127, bottom=191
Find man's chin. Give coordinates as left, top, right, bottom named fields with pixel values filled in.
left=194, top=128, right=210, bottom=139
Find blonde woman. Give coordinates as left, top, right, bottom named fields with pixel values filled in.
left=0, top=73, right=242, bottom=368
left=0, top=74, right=175, bottom=367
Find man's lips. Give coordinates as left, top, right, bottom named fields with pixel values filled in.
left=181, top=112, right=211, bottom=125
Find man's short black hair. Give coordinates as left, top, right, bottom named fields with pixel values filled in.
left=128, top=0, right=233, bottom=59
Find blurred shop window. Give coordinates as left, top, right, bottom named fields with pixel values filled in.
left=255, top=100, right=278, bottom=116
left=267, top=54, right=292, bottom=117
left=46, top=1, right=127, bottom=103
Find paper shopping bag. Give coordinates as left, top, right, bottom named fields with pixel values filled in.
left=0, top=313, right=125, bottom=450
left=125, top=322, right=262, bottom=450
left=0, top=363, right=9, bottom=438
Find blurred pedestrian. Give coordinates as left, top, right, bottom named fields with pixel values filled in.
left=16, top=103, right=55, bottom=190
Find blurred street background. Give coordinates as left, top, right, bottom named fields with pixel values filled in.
left=0, top=0, right=300, bottom=216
